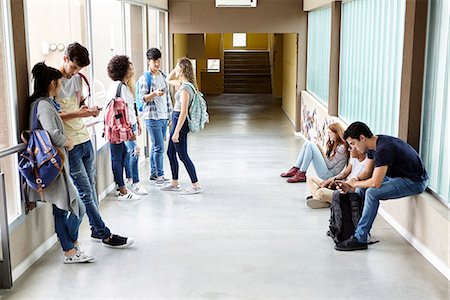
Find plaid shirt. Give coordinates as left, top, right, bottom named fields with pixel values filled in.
left=138, top=71, right=173, bottom=120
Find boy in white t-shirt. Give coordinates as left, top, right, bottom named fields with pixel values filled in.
left=306, top=148, right=368, bottom=208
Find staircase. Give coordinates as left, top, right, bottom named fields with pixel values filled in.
left=224, top=51, right=272, bottom=94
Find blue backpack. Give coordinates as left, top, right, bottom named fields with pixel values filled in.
left=135, top=71, right=167, bottom=112
left=18, top=100, right=63, bottom=195
left=184, top=82, right=209, bottom=133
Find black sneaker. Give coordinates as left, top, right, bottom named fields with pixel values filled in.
left=149, top=175, right=157, bottom=181
left=335, top=236, right=368, bottom=251
left=102, top=234, right=134, bottom=249
left=91, top=229, right=102, bottom=243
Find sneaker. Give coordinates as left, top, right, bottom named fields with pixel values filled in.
left=180, top=186, right=202, bottom=195
left=306, top=199, right=331, bottom=209
left=335, top=236, right=368, bottom=251
left=117, top=191, right=141, bottom=201
left=64, top=251, right=95, bottom=264
left=280, top=166, right=299, bottom=177
left=102, top=234, right=134, bottom=249
left=161, top=184, right=181, bottom=191
left=131, top=182, right=148, bottom=195
left=114, top=188, right=120, bottom=196
left=125, top=179, right=133, bottom=189
left=155, top=176, right=169, bottom=186
left=149, top=175, right=157, bottom=181
left=90, top=230, right=102, bottom=243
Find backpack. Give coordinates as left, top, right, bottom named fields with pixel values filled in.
left=18, top=100, right=64, bottom=196
left=328, top=191, right=363, bottom=244
left=184, top=82, right=209, bottom=133
left=135, top=71, right=167, bottom=112
left=103, top=83, right=133, bottom=144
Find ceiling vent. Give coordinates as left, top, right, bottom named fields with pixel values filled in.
left=215, top=0, right=257, bottom=8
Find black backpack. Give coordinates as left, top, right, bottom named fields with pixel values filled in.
left=329, top=191, right=363, bottom=244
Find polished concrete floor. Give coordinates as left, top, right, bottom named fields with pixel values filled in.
left=1, top=94, right=449, bottom=299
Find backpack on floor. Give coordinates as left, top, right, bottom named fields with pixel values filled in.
left=329, top=191, right=363, bottom=244
left=104, top=83, right=133, bottom=144
left=18, top=100, right=64, bottom=196
left=184, top=82, right=209, bottom=133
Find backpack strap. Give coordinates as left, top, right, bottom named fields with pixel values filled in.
left=144, top=71, right=152, bottom=93
left=116, top=82, right=123, bottom=98
left=77, top=73, right=91, bottom=107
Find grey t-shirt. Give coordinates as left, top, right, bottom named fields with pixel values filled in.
left=174, top=83, right=195, bottom=112
left=152, top=73, right=169, bottom=118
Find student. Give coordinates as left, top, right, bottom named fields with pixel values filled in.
left=281, top=123, right=349, bottom=183
left=138, top=48, right=173, bottom=186
left=106, top=55, right=141, bottom=201
left=306, top=148, right=368, bottom=209
left=27, top=62, right=93, bottom=263
left=57, top=43, right=134, bottom=248
left=335, top=121, right=428, bottom=251
left=123, top=66, right=148, bottom=195
left=161, top=57, right=202, bottom=194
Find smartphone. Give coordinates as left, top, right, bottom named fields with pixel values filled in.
left=159, top=88, right=166, bottom=92
left=97, top=106, right=103, bottom=111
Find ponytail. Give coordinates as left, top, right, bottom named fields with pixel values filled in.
left=28, top=62, right=63, bottom=107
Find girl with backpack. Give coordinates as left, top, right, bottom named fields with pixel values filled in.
left=281, top=123, right=349, bottom=183
left=105, top=55, right=141, bottom=200
left=162, top=57, right=202, bottom=195
left=27, top=62, right=94, bottom=263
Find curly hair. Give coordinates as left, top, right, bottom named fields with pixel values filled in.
left=177, top=57, right=198, bottom=89
left=107, top=55, right=131, bottom=81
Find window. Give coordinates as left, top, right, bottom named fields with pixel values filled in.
left=306, top=6, right=331, bottom=106
left=1, top=0, right=22, bottom=223
left=420, top=0, right=450, bottom=204
left=233, top=33, right=246, bottom=47
left=339, top=0, right=406, bottom=136
left=207, top=59, right=220, bottom=72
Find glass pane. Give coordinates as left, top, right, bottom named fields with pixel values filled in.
left=339, top=0, right=406, bottom=136
left=306, top=6, right=331, bottom=106
left=148, top=8, right=159, bottom=49
left=91, top=0, right=124, bottom=150
left=159, top=10, right=168, bottom=73
left=233, top=33, right=246, bottom=47
left=0, top=1, right=21, bottom=223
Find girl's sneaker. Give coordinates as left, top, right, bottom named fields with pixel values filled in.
left=117, top=191, right=141, bottom=201
left=180, top=186, right=202, bottom=195
left=64, top=251, right=95, bottom=264
left=131, top=182, right=148, bottom=195
left=161, top=184, right=181, bottom=191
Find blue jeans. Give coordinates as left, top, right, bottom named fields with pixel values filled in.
left=69, top=141, right=111, bottom=239
left=295, top=141, right=334, bottom=179
left=124, top=124, right=140, bottom=183
left=53, top=197, right=85, bottom=252
left=110, top=142, right=127, bottom=188
left=354, top=176, right=428, bottom=242
left=145, top=119, right=168, bottom=177
left=167, top=112, right=198, bottom=183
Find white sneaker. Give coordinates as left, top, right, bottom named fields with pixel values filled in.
left=131, top=182, right=148, bottom=195
left=125, top=179, right=133, bottom=189
left=180, top=186, right=203, bottom=195
left=64, top=251, right=95, bottom=264
left=117, top=191, right=141, bottom=201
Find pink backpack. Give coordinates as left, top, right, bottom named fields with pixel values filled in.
left=104, top=83, right=133, bottom=144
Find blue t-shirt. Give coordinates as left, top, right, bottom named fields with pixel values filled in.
left=367, top=135, right=428, bottom=182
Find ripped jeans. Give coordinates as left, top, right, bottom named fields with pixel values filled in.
left=69, top=141, right=111, bottom=240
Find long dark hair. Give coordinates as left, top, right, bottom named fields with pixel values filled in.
left=28, top=62, right=62, bottom=105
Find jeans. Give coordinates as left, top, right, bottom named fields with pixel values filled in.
left=354, top=176, right=428, bottom=242
left=69, top=141, right=111, bottom=239
left=295, top=141, right=334, bottom=179
left=110, top=142, right=127, bottom=188
left=145, top=119, right=168, bottom=177
left=124, top=124, right=140, bottom=183
left=53, top=197, right=85, bottom=252
left=167, top=112, right=198, bottom=183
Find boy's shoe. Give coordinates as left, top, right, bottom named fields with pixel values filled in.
left=90, top=230, right=102, bottom=243
left=155, top=176, right=169, bottom=186
left=306, top=199, right=331, bottom=209
left=180, top=186, right=202, bottom=195
left=117, top=191, right=141, bottom=201
left=125, top=179, right=133, bottom=189
left=161, top=184, right=181, bottom=191
left=64, top=251, right=95, bottom=264
left=335, top=236, right=368, bottom=251
left=102, top=234, right=134, bottom=249
left=149, top=175, right=157, bottom=181
left=131, top=182, right=148, bottom=195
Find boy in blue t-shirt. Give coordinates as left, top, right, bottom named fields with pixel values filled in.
left=335, top=121, right=428, bottom=251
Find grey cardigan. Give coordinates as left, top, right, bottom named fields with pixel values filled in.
left=27, top=97, right=81, bottom=217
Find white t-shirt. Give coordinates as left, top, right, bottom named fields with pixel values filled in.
left=348, top=157, right=368, bottom=179
left=105, top=80, right=137, bottom=126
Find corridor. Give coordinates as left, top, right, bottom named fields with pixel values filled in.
left=1, top=94, right=448, bottom=299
